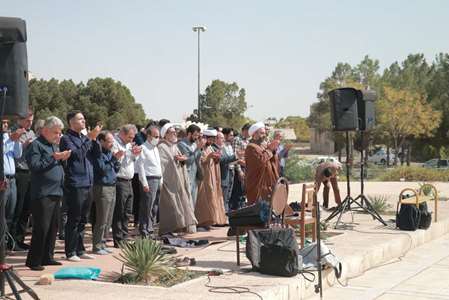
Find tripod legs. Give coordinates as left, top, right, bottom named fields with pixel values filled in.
left=0, top=265, right=39, bottom=300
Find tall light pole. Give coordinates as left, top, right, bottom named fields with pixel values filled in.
left=192, top=25, right=206, bottom=121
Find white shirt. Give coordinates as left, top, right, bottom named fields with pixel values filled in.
left=112, top=133, right=138, bottom=180
left=136, top=141, right=162, bottom=188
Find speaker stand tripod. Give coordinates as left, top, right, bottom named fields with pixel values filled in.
left=353, top=131, right=387, bottom=226
left=314, top=191, right=323, bottom=299
left=325, top=131, right=387, bottom=228
left=0, top=87, right=39, bottom=300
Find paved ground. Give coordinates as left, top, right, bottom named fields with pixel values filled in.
left=3, top=181, right=449, bottom=299
left=307, top=233, right=449, bottom=300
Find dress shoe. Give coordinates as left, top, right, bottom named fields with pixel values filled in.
left=17, top=242, right=30, bottom=250
left=12, top=244, right=26, bottom=252
left=26, top=265, right=45, bottom=271
left=43, top=260, right=62, bottom=266
left=79, top=253, right=95, bottom=259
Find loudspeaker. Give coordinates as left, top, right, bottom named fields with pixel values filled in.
left=0, top=17, right=29, bottom=117
left=357, top=90, right=376, bottom=131
left=329, top=88, right=359, bottom=131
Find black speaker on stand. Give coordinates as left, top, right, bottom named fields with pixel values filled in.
left=325, top=87, right=387, bottom=228
left=0, top=17, right=38, bottom=300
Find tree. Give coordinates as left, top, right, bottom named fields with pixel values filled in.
left=276, top=116, right=310, bottom=142
left=198, top=79, right=248, bottom=129
left=427, top=53, right=449, bottom=147
left=376, top=86, right=441, bottom=165
left=29, top=77, right=147, bottom=129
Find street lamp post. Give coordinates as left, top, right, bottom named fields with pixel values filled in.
left=192, top=25, right=206, bottom=121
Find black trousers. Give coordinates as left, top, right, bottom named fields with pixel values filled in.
left=13, top=170, right=31, bottom=243
left=113, top=179, right=133, bottom=243
left=26, top=196, right=61, bottom=267
left=132, top=173, right=141, bottom=225
left=229, top=173, right=245, bottom=211
left=64, top=186, right=92, bottom=257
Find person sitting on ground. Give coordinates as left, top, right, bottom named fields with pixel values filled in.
left=314, top=161, right=342, bottom=210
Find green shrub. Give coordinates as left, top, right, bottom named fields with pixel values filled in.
left=284, top=156, right=314, bottom=183
left=367, top=194, right=392, bottom=213
left=116, top=238, right=174, bottom=284
left=378, top=166, right=449, bottom=182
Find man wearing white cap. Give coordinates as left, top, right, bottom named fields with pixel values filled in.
left=195, top=128, right=227, bottom=227
left=157, top=124, right=197, bottom=235
left=245, top=122, right=280, bottom=204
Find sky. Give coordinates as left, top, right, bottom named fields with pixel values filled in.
left=4, top=0, right=449, bottom=122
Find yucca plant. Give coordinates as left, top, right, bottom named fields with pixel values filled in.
left=367, top=194, right=391, bottom=214
left=116, top=238, right=174, bottom=284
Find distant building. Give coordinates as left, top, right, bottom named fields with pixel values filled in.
left=264, top=117, right=277, bottom=131
left=272, top=128, right=297, bottom=140
left=310, top=128, right=335, bottom=154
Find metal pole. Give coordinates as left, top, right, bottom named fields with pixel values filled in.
left=197, top=30, right=201, bottom=121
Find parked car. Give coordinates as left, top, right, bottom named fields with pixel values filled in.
left=367, top=149, right=395, bottom=165
left=422, top=159, right=449, bottom=169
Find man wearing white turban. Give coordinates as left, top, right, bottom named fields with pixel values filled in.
left=157, top=124, right=197, bottom=235
left=245, top=122, right=280, bottom=204
left=195, top=129, right=227, bottom=227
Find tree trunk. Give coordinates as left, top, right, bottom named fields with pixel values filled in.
left=407, top=143, right=411, bottom=166
left=400, top=144, right=405, bottom=166
left=393, top=138, right=399, bottom=166
left=387, top=145, right=390, bottom=167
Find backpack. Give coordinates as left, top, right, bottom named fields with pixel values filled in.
left=418, top=202, right=432, bottom=230
left=246, top=228, right=300, bottom=277
left=396, top=203, right=421, bottom=231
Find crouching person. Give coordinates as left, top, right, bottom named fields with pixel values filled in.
left=25, top=117, right=70, bottom=270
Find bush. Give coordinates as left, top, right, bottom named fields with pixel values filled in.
left=378, top=166, right=449, bottom=181
left=284, top=156, right=314, bottom=183
left=116, top=238, right=174, bottom=284
left=367, top=194, right=392, bottom=213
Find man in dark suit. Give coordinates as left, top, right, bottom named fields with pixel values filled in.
left=25, top=116, right=70, bottom=270
left=59, top=111, right=102, bottom=261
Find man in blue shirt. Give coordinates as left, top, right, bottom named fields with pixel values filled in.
left=25, top=116, right=70, bottom=270
left=59, top=111, right=102, bottom=262
left=92, top=131, right=122, bottom=254
left=2, top=119, right=23, bottom=250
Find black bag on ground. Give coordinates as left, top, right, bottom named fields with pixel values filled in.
left=396, top=203, right=421, bottom=231
left=418, top=202, right=432, bottom=229
left=246, top=228, right=300, bottom=277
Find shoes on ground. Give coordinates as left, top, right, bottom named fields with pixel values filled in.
left=43, top=260, right=62, bottom=266
left=67, top=255, right=81, bottom=262
left=26, top=264, right=44, bottom=271
left=94, top=249, right=109, bottom=255
left=79, top=253, right=95, bottom=259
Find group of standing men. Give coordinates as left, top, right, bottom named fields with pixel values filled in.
left=1, top=109, right=295, bottom=271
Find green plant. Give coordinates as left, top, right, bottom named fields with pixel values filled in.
left=116, top=238, right=174, bottom=284
left=367, top=194, right=392, bottom=213
left=284, top=156, right=314, bottom=183
left=378, top=166, right=449, bottom=181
